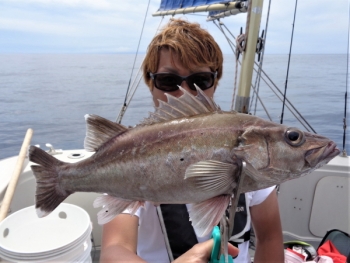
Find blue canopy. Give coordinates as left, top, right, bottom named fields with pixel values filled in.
left=158, top=0, right=232, bottom=11
left=154, top=0, right=247, bottom=18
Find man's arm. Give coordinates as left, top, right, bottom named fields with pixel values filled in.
left=100, top=214, right=146, bottom=263
left=250, top=189, right=284, bottom=263
left=99, top=212, right=239, bottom=263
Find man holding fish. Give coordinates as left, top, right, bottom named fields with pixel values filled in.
left=99, top=18, right=284, bottom=263
left=29, top=19, right=339, bottom=263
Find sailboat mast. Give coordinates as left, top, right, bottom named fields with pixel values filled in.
left=235, top=0, right=264, bottom=113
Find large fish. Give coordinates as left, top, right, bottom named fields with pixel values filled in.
left=29, top=87, right=339, bottom=236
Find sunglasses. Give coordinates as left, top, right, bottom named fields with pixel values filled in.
left=149, top=71, right=217, bottom=92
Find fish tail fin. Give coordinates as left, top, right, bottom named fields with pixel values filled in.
left=29, top=146, right=71, bottom=217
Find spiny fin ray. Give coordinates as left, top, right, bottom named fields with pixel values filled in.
left=141, top=85, right=221, bottom=125
left=84, top=114, right=128, bottom=152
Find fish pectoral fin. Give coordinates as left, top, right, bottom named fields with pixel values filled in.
left=84, top=114, right=128, bottom=152
left=93, top=195, right=144, bottom=225
left=189, top=195, right=231, bottom=237
left=184, top=160, right=238, bottom=192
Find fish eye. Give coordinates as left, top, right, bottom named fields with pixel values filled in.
left=285, top=128, right=305, bottom=146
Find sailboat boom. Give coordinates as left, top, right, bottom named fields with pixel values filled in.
left=152, top=1, right=245, bottom=17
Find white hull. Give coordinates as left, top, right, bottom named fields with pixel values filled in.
left=0, top=149, right=349, bottom=250
left=278, top=154, right=350, bottom=247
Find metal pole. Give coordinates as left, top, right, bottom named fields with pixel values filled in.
left=235, top=0, right=264, bottom=113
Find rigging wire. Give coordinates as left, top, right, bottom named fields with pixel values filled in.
left=280, top=0, right=297, bottom=125
left=251, top=0, right=272, bottom=115
left=214, top=20, right=272, bottom=121
left=213, top=20, right=239, bottom=111
left=118, top=0, right=151, bottom=124
left=280, top=0, right=298, bottom=124
left=116, top=16, right=165, bottom=124
left=342, top=1, right=349, bottom=156
left=343, top=92, right=348, bottom=156
left=214, top=19, right=316, bottom=131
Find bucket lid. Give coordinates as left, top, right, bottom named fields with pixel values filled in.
left=0, top=203, right=91, bottom=258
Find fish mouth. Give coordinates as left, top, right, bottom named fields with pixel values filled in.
left=305, top=142, right=340, bottom=167
left=322, top=142, right=340, bottom=160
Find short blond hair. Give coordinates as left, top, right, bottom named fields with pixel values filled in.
left=143, top=18, right=223, bottom=90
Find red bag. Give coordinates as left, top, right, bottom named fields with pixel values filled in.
left=317, top=240, right=346, bottom=263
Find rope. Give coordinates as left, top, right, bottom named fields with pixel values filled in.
left=280, top=0, right=298, bottom=124
left=118, top=0, right=151, bottom=123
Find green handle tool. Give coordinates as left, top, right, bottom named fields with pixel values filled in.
left=209, top=226, right=234, bottom=263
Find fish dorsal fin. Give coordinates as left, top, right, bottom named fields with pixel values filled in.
left=84, top=114, right=128, bottom=151
left=141, top=85, right=221, bottom=125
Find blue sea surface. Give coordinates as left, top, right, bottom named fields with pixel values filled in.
left=0, top=54, right=348, bottom=160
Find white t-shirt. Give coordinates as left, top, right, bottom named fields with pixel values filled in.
left=124, top=186, right=275, bottom=263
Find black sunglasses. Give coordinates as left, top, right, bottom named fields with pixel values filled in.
left=149, top=71, right=217, bottom=92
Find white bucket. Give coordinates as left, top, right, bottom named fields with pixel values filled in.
left=0, top=203, right=92, bottom=262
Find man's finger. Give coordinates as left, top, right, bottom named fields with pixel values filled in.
left=199, top=239, right=239, bottom=259
left=227, top=243, right=239, bottom=258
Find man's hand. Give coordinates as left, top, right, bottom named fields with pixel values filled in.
left=173, top=239, right=239, bottom=263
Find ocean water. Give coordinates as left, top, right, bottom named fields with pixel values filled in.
left=0, top=53, right=349, bottom=160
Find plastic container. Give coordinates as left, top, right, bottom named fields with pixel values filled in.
left=0, top=203, right=92, bottom=262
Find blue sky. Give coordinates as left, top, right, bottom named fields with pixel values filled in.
left=0, top=0, right=348, bottom=54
